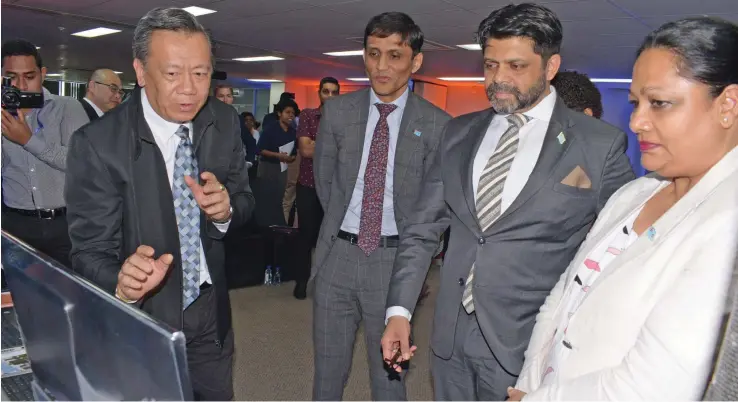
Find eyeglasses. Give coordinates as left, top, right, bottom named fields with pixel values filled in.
left=94, top=81, right=124, bottom=96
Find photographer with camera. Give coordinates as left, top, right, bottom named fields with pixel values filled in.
left=1, top=39, right=89, bottom=267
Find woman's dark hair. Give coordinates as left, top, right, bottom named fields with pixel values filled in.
left=364, top=12, right=424, bottom=56
left=242, top=111, right=254, bottom=119
left=1, top=39, right=43, bottom=69
left=275, top=98, right=299, bottom=115
left=475, top=3, right=562, bottom=61
left=552, top=70, right=603, bottom=118
left=637, top=16, right=738, bottom=98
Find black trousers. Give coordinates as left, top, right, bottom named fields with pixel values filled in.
left=183, top=285, right=235, bottom=401
left=296, top=183, right=323, bottom=284
left=1, top=207, right=72, bottom=268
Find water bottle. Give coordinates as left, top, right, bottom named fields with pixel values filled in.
left=264, top=266, right=273, bottom=286
left=274, top=266, right=282, bottom=285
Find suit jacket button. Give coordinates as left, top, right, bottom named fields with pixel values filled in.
left=478, top=237, right=485, bottom=244
left=331, top=235, right=337, bottom=241
left=458, top=278, right=465, bottom=286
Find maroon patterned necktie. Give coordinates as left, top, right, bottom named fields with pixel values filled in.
left=358, top=102, right=398, bottom=255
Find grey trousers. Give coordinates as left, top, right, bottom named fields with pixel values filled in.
left=312, top=239, right=407, bottom=401
left=432, top=307, right=518, bottom=401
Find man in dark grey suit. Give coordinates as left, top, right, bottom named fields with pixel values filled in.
left=313, top=12, right=451, bottom=401
left=381, top=4, right=635, bottom=400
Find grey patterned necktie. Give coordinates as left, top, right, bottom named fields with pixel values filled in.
left=462, top=113, right=529, bottom=314
left=173, top=125, right=201, bottom=310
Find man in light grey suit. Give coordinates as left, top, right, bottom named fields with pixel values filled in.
left=381, top=3, right=635, bottom=401
left=312, top=12, right=451, bottom=401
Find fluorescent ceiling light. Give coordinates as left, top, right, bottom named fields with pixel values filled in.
left=233, top=56, right=284, bottom=62
left=590, top=78, right=631, bottom=83
left=182, top=6, right=217, bottom=16
left=347, top=77, right=370, bottom=81
left=113, top=71, right=123, bottom=74
left=248, top=79, right=282, bottom=83
left=438, top=77, right=484, bottom=81
left=45, top=73, right=62, bottom=77
left=324, top=50, right=364, bottom=57
left=35, top=46, right=41, bottom=50
left=457, top=44, right=482, bottom=51
left=72, top=27, right=121, bottom=38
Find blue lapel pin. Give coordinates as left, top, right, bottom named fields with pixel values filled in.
left=646, top=227, right=656, bottom=241
left=413, top=129, right=422, bottom=137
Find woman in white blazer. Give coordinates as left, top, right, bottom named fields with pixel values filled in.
left=509, top=17, right=738, bottom=401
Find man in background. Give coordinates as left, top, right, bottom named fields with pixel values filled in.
left=65, top=8, right=254, bottom=399
left=293, top=76, right=340, bottom=300
left=313, top=12, right=451, bottom=400
left=214, top=83, right=257, bottom=168
left=551, top=70, right=603, bottom=118
left=263, top=91, right=296, bottom=130
left=80, top=68, right=123, bottom=121
left=1, top=39, right=89, bottom=267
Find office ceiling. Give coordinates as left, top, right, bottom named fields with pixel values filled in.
left=1, top=0, right=736, bottom=85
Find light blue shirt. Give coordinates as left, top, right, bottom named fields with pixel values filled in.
left=340, top=87, right=410, bottom=236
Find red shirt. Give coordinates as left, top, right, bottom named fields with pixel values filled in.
left=297, top=107, right=321, bottom=188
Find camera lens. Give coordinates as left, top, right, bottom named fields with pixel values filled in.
left=2, top=90, right=20, bottom=109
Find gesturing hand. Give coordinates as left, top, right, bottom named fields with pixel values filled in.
left=184, top=171, right=231, bottom=222
left=117, top=245, right=174, bottom=302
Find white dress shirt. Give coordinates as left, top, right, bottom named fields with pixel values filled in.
left=386, top=87, right=558, bottom=322
left=83, top=97, right=104, bottom=117
left=340, top=87, right=410, bottom=236
left=141, top=89, right=230, bottom=286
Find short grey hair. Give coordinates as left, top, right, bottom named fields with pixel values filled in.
left=132, top=7, right=211, bottom=64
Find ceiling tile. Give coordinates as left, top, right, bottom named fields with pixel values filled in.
left=611, top=0, right=737, bottom=17
left=327, top=0, right=456, bottom=16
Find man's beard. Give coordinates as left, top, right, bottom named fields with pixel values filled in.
left=486, top=72, right=547, bottom=114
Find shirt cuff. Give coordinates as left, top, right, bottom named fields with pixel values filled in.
left=212, top=206, right=233, bottom=233
left=385, top=306, right=412, bottom=325
left=23, top=134, right=47, bottom=156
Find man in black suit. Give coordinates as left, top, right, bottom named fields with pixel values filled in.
left=79, top=68, right=123, bottom=121
left=65, top=8, right=254, bottom=400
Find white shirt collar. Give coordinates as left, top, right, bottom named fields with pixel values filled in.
left=140, top=88, right=193, bottom=142
left=83, top=97, right=104, bottom=117
left=522, top=86, right=557, bottom=122
left=369, top=85, right=410, bottom=112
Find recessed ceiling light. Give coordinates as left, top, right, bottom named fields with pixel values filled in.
left=457, top=44, right=482, bottom=51
left=233, top=56, right=284, bottom=62
left=590, top=78, right=631, bottom=83
left=438, top=77, right=484, bottom=81
left=347, top=77, right=370, bottom=81
left=182, top=6, right=217, bottom=16
left=324, top=50, right=364, bottom=57
left=72, top=27, right=121, bottom=38
left=35, top=46, right=41, bottom=50
left=248, top=79, right=282, bottom=83
left=45, top=73, right=62, bottom=77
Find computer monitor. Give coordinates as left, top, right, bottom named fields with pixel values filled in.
left=1, top=231, right=193, bottom=400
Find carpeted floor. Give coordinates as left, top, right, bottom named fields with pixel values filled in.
left=229, top=264, right=440, bottom=401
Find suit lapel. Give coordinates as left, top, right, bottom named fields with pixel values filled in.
left=344, top=89, right=371, bottom=206
left=489, top=99, right=574, bottom=233
left=393, top=93, right=424, bottom=199
left=461, top=110, right=496, bottom=230
left=192, top=101, right=215, bottom=154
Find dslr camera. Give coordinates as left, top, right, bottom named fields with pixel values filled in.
left=2, top=76, right=44, bottom=114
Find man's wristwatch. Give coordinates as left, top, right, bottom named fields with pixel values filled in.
left=211, top=206, right=233, bottom=224
left=115, top=286, right=139, bottom=304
